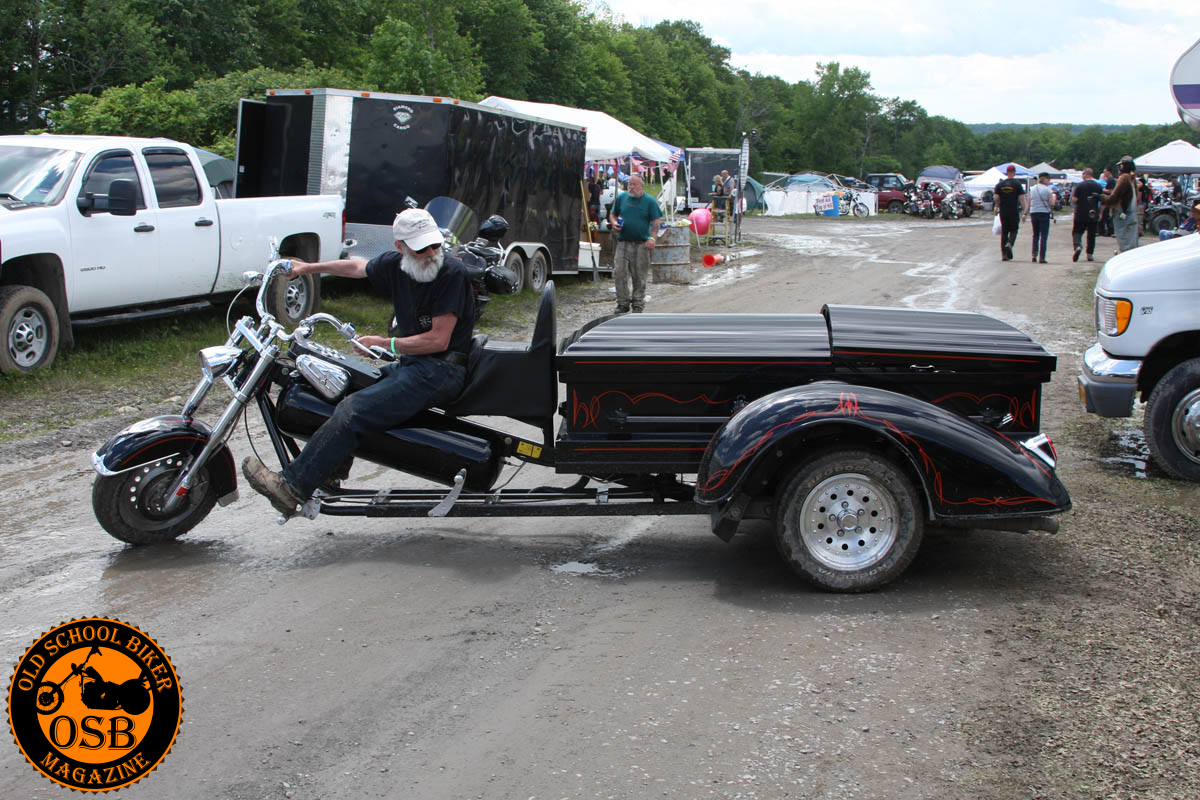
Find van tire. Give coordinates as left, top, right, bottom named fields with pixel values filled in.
left=1143, top=357, right=1200, bottom=481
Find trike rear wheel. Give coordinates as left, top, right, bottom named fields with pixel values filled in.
left=774, top=450, right=923, bottom=592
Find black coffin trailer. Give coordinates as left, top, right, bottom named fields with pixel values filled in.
left=234, top=88, right=586, bottom=293
left=269, top=285, right=1070, bottom=592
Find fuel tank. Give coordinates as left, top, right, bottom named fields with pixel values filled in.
left=274, top=383, right=506, bottom=491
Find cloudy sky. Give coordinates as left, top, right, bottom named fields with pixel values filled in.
left=593, top=0, right=1200, bottom=126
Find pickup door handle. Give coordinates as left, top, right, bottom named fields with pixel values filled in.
left=133, top=223, right=155, bottom=233
left=194, top=218, right=214, bottom=227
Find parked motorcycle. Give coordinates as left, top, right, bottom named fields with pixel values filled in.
left=837, top=187, right=870, bottom=217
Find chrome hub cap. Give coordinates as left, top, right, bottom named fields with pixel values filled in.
left=1171, top=388, right=1200, bottom=465
left=8, top=305, right=49, bottom=368
left=800, top=473, right=899, bottom=571
left=283, top=278, right=308, bottom=319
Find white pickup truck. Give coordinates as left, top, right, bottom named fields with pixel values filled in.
left=1078, top=233, right=1200, bottom=480
left=0, top=135, right=344, bottom=373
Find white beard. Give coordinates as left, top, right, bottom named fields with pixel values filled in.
left=401, top=247, right=444, bottom=283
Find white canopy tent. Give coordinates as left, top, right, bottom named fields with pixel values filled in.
left=1134, top=139, right=1200, bottom=174
left=479, top=96, right=676, bottom=163
left=964, top=166, right=1009, bottom=192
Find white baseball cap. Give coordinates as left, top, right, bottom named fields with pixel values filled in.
left=392, top=208, right=444, bottom=251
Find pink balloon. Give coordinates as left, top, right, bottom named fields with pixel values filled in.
left=689, top=208, right=711, bottom=235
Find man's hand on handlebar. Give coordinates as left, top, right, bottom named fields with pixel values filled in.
left=353, top=335, right=396, bottom=361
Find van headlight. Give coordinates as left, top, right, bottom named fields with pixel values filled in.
left=1095, top=294, right=1132, bottom=336
left=199, top=346, right=242, bottom=379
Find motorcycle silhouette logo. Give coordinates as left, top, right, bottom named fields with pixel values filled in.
left=7, top=618, right=182, bottom=792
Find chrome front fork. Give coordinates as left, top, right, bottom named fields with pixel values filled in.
left=162, top=346, right=280, bottom=513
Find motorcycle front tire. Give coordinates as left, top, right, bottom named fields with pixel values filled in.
left=93, top=457, right=217, bottom=545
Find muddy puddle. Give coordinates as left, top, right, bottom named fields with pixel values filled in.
left=1097, top=426, right=1170, bottom=480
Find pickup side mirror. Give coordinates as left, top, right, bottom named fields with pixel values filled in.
left=107, top=179, right=138, bottom=216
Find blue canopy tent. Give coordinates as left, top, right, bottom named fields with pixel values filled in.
left=993, top=162, right=1034, bottom=176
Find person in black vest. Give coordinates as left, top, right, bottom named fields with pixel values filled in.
left=1070, top=167, right=1104, bottom=262
left=241, top=208, right=475, bottom=518
left=1098, top=167, right=1116, bottom=236
left=993, top=165, right=1028, bottom=261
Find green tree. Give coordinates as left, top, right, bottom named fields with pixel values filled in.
left=457, top=0, right=545, bottom=98
left=49, top=77, right=200, bottom=141
left=363, top=4, right=483, bottom=98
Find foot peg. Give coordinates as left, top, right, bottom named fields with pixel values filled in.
left=428, top=469, right=467, bottom=518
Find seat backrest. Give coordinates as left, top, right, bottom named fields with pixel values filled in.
left=438, top=281, right=557, bottom=422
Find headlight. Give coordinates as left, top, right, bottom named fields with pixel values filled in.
left=199, top=346, right=242, bottom=380
left=1095, top=294, right=1132, bottom=336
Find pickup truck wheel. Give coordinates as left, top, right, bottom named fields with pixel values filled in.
left=505, top=252, right=526, bottom=293
left=92, top=456, right=217, bottom=544
left=0, top=285, right=60, bottom=374
left=1143, top=358, right=1200, bottom=481
left=525, top=251, right=549, bottom=293
left=774, top=450, right=924, bottom=592
left=267, top=273, right=318, bottom=325
left=887, top=200, right=903, bottom=213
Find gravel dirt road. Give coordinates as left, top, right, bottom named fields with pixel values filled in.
left=2, top=214, right=1197, bottom=799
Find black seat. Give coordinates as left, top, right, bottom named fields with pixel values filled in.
left=440, top=282, right=557, bottom=424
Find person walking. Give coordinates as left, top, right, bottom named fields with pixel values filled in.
left=1101, top=157, right=1140, bottom=253
left=1070, top=167, right=1103, bottom=262
left=1098, top=167, right=1116, bottom=236
left=1028, top=172, right=1054, bottom=263
left=994, top=165, right=1027, bottom=261
left=610, top=174, right=663, bottom=314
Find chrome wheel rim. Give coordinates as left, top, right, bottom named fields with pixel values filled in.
left=7, top=304, right=49, bottom=368
left=283, top=278, right=308, bottom=320
left=1171, top=387, right=1200, bottom=465
left=798, top=472, right=899, bottom=571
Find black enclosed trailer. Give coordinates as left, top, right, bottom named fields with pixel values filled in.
left=678, top=147, right=741, bottom=212
left=234, top=88, right=587, bottom=291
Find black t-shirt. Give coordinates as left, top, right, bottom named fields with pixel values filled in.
left=1072, top=179, right=1103, bottom=218
left=994, top=178, right=1026, bottom=215
left=365, top=251, right=474, bottom=356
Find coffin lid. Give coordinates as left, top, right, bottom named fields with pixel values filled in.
left=823, top=305, right=1056, bottom=371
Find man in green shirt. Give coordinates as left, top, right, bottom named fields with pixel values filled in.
left=610, top=174, right=663, bottom=313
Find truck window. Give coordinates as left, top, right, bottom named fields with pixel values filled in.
left=144, top=150, right=202, bottom=208
left=883, top=177, right=901, bottom=190
left=78, top=152, right=145, bottom=213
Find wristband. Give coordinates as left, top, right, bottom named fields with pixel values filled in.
left=390, top=338, right=397, bottom=355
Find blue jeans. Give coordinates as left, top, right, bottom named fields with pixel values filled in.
left=281, top=355, right=466, bottom=498
left=1030, top=212, right=1050, bottom=260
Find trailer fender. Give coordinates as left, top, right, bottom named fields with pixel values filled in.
left=696, top=382, right=1070, bottom=520
left=91, top=415, right=238, bottom=504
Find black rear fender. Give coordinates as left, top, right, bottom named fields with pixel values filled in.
left=696, top=382, right=1070, bottom=521
left=91, top=415, right=237, bottom=503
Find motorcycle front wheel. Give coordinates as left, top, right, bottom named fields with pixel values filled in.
left=92, top=456, right=217, bottom=544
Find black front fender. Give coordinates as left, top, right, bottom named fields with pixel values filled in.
left=696, top=382, right=1070, bottom=520
left=91, top=415, right=237, bottom=502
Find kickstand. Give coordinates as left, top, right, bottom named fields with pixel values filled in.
left=428, top=469, right=467, bottom=518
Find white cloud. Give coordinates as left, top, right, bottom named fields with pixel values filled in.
left=592, top=0, right=1200, bottom=124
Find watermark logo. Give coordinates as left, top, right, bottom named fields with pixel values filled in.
left=7, top=618, right=182, bottom=792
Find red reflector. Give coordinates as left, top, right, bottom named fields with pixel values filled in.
left=175, top=487, right=189, bottom=497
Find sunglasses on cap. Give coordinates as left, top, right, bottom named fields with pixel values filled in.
left=411, top=242, right=440, bottom=254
